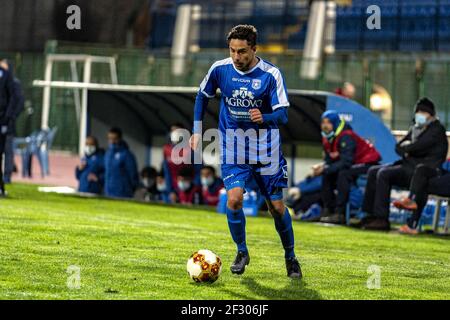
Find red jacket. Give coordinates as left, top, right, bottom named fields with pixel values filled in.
left=163, top=144, right=192, bottom=191
left=322, top=130, right=381, bottom=165
left=201, top=179, right=224, bottom=206
left=178, top=185, right=202, bottom=205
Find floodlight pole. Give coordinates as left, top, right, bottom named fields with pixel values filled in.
left=301, top=0, right=327, bottom=79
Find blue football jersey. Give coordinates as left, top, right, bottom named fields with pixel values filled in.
left=199, top=57, right=289, bottom=164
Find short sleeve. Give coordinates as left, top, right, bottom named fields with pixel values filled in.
left=199, top=64, right=219, bottom=98
left=269, top=68, right=290, bottom=110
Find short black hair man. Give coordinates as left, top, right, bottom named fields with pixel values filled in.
left=189, top=25, right=302, bottom=278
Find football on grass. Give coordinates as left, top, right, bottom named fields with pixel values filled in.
left=187, top=250, right=222, bottom=283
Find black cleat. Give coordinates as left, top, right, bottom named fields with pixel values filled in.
left=230, top=251, right=250, bottom=275
left=286, top=257, right=302, bottom=279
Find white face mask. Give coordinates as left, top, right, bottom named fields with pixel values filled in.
left=156, top=183, right=166, bottom=192
left=177, top=180, right=191, bottom=192
left=142, top=178, right=155, bottom=188
left=84, top=145, right=96, bottom=156
left=201, top=176, right=214, bottom=187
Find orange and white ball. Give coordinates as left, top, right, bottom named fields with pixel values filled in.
left=187, top=250, right=222, bottom=283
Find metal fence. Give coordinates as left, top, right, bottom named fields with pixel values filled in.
left=2, top=42, right=450, bottom=152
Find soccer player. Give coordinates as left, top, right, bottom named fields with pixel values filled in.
left=190, top=25, right=302, bottom=278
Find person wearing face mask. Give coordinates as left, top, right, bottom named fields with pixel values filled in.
left=311, top=110, right=381, bottom=224
left=75, top=136, right=105, bottom=194
left=134, top=166, right=159, bottom=201
left=162, top=123, right=193, bottom=203
left=104, top=127, right=139, bottom=198
left=200, top=166, right=224, bottom=206
left=176, top=166, right=202, bottom=205
left=155, top=171, right=171, bottom=203
left=360, top=97, right=448, bottom=231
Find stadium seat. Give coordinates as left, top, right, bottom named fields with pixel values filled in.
left=421, top=196, right=450, bottom=234
left=14, top=127, right=58, bottom=178
left=345, top=175, right=368, bottom=225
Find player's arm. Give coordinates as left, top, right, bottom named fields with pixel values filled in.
left=250, top=68, right=289, bottom=125
left=249, top=107, right=287, bottom=125
left=190, top=64, right=219, bottom=150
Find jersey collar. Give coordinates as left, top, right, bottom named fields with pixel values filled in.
left=232, top=57, right=262, bottom=75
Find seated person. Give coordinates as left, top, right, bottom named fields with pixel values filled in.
left=75, top=136, right=104, bottom=194
left=287, top=175, right=323, bottom=221
left=200, top=165, right=224, bottom=206
left=155, top=171, right=171, bottom=204
left=313, top=110, right=381, bottom=224
left=393, top=159, right=450, bottom=235
left=361, top=98, right=448, bottom=231
left=176, top=166, right=202, bottom=205
left=162, top=123, right=193, bottom=203
left=134, top=166, right=159, bottom=202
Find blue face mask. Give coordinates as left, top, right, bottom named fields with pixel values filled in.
left=415, top=113, right=428, bottom=126
left=321, top=131, right=335, bottom=140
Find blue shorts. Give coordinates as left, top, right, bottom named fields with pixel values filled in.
left=221, top=157, right=288, bottom=201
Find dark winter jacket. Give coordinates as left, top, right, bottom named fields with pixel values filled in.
left=0, top=67, right=16, bottom=127
left=8, top=77, right=24, bottom=135
left=395, top=119, right=448, bottom=171
left=323, top=124, right=380, bottom=174
left=104, top=141, right=139, bottom=198
left=76, top=150, right=105, bottom=194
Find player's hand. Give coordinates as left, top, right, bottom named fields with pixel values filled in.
left=312, top=163, right=324, bottom=177
left=169, top=192, right=178, bottom=204
left=87, top=173, right=98, bottom=182
left=249, top=109, right=264, bottom=124
left=78, top=161, right=87, bottom=171
left=329, top=151, right=339, bottom=159
left=189, top=133, right=201, bottom=151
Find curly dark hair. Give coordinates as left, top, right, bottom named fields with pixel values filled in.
left=227, top=25, right=258, bottom=47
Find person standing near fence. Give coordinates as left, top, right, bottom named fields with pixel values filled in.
left=0, top=59, right=24, bottom=184
left=0, top=58, right=17, bottom=196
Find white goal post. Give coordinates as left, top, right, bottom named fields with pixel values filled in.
left=37, top=54, right=118, bottom=155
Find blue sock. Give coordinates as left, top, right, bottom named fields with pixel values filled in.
left=226, top=207, right=248, bottom=254
left=274, top=208, right=295, bottom=259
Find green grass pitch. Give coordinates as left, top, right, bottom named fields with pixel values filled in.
left=0, top=184, right=449, bottom=300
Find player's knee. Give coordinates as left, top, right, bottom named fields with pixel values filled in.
left=227, top=193, right=243, bottom=210
left=269, top=203, right=285, bottom=218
